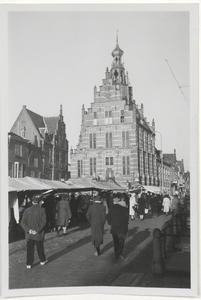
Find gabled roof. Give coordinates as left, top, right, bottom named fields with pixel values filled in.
left=26, top=109, right=45, bottom=129
left=44, top=117, right=59, bottom=134
left=136, top=109, right=152, bottom=133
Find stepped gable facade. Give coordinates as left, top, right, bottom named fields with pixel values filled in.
left=10, top=105, right=68, bottom=180
left=70, top=37, right=158, bottom=187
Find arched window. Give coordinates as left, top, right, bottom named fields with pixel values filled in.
left=21, top=126, right=26, bottom=138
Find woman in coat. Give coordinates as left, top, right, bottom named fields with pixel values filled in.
left=162, top=194, right=171, bottom=216
left=129, top=193, right=138, bottom=220
left=86, top=195, right=106, bottom=256
left=56, top=195, right=72, bottom=236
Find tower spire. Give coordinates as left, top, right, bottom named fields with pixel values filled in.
left=116, top=30, right=119, bottom=45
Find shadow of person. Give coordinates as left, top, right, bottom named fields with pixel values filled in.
left=123, top=228, right=151, bottom=258
left=32, top=234, right=92, bottom=267
left=100, top=240, right=114, bottom=255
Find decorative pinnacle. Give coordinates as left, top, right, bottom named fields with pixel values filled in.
left=116, top=30, right=119, bottom=44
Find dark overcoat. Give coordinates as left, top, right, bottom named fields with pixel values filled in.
left=171, top=196, right=180, bottom=214
left=107, top=204, right=129, bottom=235
left=21, top=204, right=47, bottom=241
left=56, top=200, right=72, bottom=227
left=138, top=195, right=146, bottom=215
left=86, top=203, right=106, bottom=248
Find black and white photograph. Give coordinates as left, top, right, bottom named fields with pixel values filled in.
left=0, top=2, right=199, bottom=299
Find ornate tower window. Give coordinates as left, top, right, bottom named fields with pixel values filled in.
left=120, top=110, right=124, bottom=123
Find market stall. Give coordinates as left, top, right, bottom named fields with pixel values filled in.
left=8, top=176, right=125, bottom=225
left=129, top=185, right=161, bottom=194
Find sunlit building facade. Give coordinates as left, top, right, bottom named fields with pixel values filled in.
left=70, top=38, right=158, bottom=187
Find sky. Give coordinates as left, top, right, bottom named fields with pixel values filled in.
left=7, top=5, right=192, bottom=171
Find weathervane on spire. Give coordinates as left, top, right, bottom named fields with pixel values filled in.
left=116, top=30, right=119, bottom=44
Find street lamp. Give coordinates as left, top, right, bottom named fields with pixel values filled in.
left=151, top=131, right=163, bottom=193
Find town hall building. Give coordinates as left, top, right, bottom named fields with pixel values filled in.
left=70, top=37, right=159, bottom=187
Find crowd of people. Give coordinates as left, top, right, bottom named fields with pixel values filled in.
left=19, top=188, right=189, bottom=268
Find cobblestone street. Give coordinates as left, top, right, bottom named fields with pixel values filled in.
left=9, top=213, right=172, bottom=289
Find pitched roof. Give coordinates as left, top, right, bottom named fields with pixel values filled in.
left=136, top=109, right=152, bottom=132
left=26, top=109, right=45, bottom=129
left=177, top=160, right=185, bottom=173
left=44, top=117, right=59, bottom=134
left=141, top=119, right=152, bottom=132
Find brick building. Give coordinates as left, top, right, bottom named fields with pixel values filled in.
left=8, top=132, right=43, bottom=178
left=70, top=37, right=159, bottom=187
left=163, top=149, right=182, bottom=194
left=183, top=171, right=190, bottom=192
left=9, top=105, right=68, bottom=180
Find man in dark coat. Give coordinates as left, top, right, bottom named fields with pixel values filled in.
left=21, top=194, right=47, bottom=269
left=86, top=195, right=106, bottom=256
left=70, top=193, right=78, bottom=226
left=107, top=195, right=129, bottom=260
left=138, top=192, right=146, bottom=220
left=150, top=193, right=159, bottom=218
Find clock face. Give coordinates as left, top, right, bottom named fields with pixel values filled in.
left=104, top=92, right=111, bottom=100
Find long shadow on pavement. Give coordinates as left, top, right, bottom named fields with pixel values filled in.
left=33, top=226, right=150, bottom=268
left=32, top=234, right=92, bottom=268
left=101, top=227, right=150, bottom=258
left=124, top=228, right=151, bottom=258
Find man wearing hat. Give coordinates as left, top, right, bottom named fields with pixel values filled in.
left=21, top=194, right=47, bottom=269
left=86, top=195, right=106, bottom=256
left=107, top=194, right=129, bottom=260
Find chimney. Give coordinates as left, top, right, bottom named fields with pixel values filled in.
left=141, top=103, right=144, bottom=118
left=82, top=104, right=85, bottom=123
left=152, top=119, right=155, bottom=132
left=174, top=149, right=177, bottom=164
